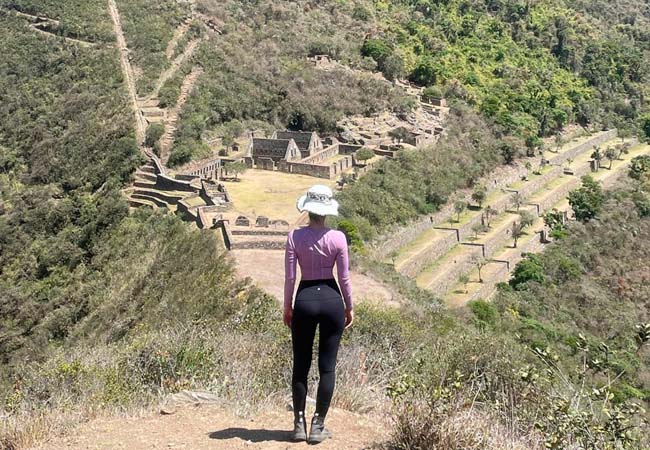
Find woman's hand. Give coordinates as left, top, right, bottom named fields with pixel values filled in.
left=345, top=309, right=354, bottom=329
left=283, top=307, right=293, bottom=328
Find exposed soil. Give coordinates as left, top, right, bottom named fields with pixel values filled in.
left=32, top=405, right=388, bottom=450
left=231, top=249, right=399, bottom=307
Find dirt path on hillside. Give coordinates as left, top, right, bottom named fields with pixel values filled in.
left=32, top=406, right=388, bottom=450
left=166, top=22, right=190, bottom=59
left=232, top=249, right=400, bottom=308
left=107, top=0, right=146, bottom=145
left=151, top=38, right=203, bottom=99
left=159, top=66, right=204, bottom=164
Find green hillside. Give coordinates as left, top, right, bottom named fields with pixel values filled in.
left=1, top=0, right=650, bottom=448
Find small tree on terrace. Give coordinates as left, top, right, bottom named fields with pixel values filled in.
left=519, top=210, right=535, bottom=228
left=511, top=221, right=525, bottom=248
left=471, top=222, right=485, bottom=240
left=224, top=161, right=247, bottom=181
left=524, top=161, right=532, bottom=180
left=483, top=205, right=497, bottom=228
left=511, top=192, right=524, bottom=211
left=605, top=147, right=617, bottom=169
left=471, top=185, right=487, bottom=208
left=453, top=200, right=467, bottom=222
left=355, top=148, right=375, bottom=165
left=458, top=273, right=470, bottom=293
left=554, top=132, right=564, bottom=153
left=472, top=256, right=487, bottom=283
left=591, top=146, right=603, bottom=171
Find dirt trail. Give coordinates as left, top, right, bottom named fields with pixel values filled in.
left=4, top=7, right=98, bottom=47
left=159, top=66, right=204, bottom=164
left=151, top=38, right=203, bottom=99
left=33, top=406, right=388, bottom=450
left=107, top=0, right=146, bottom=145
left=166, top=21, right=191, bottom=59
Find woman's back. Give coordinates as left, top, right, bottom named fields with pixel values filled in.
left=284, top=226, right=352, bottom=310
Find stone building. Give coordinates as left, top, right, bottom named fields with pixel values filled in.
left=272, top=131, right=323, bottom=159
left=245, top=138, right=302, bottom=168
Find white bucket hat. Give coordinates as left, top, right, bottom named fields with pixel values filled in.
left=296, top=185, right=339, bottom=216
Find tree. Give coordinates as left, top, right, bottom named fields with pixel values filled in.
left=524, top=162, right=532, bottom=180
left=629, top=155, right=650, bottom=182
left=543, top=209, right=567, bottom=239
left=525, top=135, right=542, bottom=157
left=568, top=175, right=604, bottom=222
left=471, top=222, right=485, bottom=240
left=145, top=123, right=165, bottom=149
left=511, top=221, right=525, bottom=248
left=511, top=192, right=524, bottom=211
left=361, top=38, right=392, bottom=67
left=472, top=256, right=487, bottom=283
left=454, top=200, right=467, bottom=222
left=471, top=185, right=487, bottom=208
left=410, top=56, right=438, bottom=86
left=604, top=147, right=617, bottom=169
left=591, top=146, right=603, bottom=171
left=224, top=161, right=247, bottom=180
left=382, top=53, right=405, bottom=81
left=355, top=148, right=375, bottom=165
left=499, top=141, right=517, bottom=164
left=422, top=86, right=443, bottom=102
left=509, top=254, right=545, bottom=289
left=458, top=273, right=470, bottom=293
left=519, top=210, right=535, bottom=228
left=484, top=205, right=497, bottom=227
left=554, top=132, right=564, bottom=153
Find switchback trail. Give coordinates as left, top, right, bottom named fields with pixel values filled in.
left=32, top=406, right=388, bottom=450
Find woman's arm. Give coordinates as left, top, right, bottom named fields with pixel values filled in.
left=335, top=232, right=353, bottom=311
left=284, top=230, right=297, bottom=313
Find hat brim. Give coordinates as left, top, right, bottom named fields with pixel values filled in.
left=297, top=195, right=339, bottom=216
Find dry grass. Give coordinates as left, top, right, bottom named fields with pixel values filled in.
left=389, top=399, right=545, bottom=450
left=223, top=169, right=337, bottom=222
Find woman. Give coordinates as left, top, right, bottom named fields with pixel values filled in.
left=284, top=184, right=354, bottom=444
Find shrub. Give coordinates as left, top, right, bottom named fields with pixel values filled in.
left=145, top=123, right=165, bottom=148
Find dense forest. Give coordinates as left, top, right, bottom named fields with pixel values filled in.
left=1, top=0, right=650, bottom=448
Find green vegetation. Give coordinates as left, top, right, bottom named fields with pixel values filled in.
left=166, top=0, right=414, bottom=166
left=0, top=0, right=115, bottom=42
left=568, top=175, right=605, bottom=222
left=114, top=0, right=192, bottom=94
left=338, top=107, right=503, bottom=239
left=2, top=0, right=650, bottom=448
left=145, top=123, right=165, bottom=153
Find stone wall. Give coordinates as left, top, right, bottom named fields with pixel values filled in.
left=215, top=220, right=234, bottom=250
left=372, top=130, right=617, bottom=259
left=231, top=229, right=288, bottom=236
left=467, top=230, right=546, bottom=302
left=156, top=174, right=197, bottom=192
left=549, top=129, right=617, bottom=166
left=301, top=145, right=339, bottom=164
left=427, top=245, right=483, bottom=298
left=278, top=155, right=353, bottom=179
left=398, top=229, right=458, bottom=278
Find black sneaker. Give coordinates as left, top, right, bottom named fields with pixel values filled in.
left=292, top=413, right=307, bottom=441
left=308, top=414, right=332, bottom=444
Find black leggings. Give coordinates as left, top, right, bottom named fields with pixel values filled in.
left=291, top=279, right=345, bottom=419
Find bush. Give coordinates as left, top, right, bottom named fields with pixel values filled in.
left=145, top=123, right=165, bottom=148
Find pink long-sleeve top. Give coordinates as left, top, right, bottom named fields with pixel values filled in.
left=284, top=227, right=353, bottom=310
